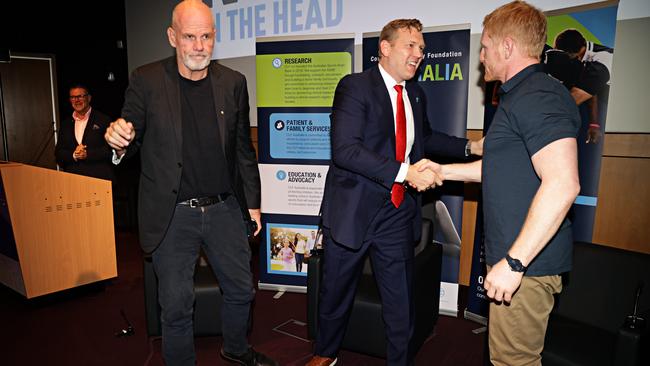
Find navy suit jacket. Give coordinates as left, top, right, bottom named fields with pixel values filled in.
left=321, top=66, right=467, bottom=249
left=55, top=109, right=114, bottom=181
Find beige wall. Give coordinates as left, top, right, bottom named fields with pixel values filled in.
left=606, top=17, right=650, bottom=132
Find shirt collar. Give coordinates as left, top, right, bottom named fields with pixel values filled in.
left=499, top=63, right=544, bottom=95
left=378, top=64, right=405, bottom=91
left=73, top=107, right=92, bottom=122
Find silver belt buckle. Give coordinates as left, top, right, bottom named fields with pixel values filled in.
left=189, top=198, right=199, bottom=208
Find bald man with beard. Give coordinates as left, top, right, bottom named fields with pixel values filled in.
left=105, top=1, right=275, bottom=365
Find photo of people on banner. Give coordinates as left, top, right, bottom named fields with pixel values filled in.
left=543, top=29, right=612, bottom=144
left=267, top=225, right=322, bottom=276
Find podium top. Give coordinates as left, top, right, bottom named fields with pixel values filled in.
left=0, top=161, right=23, bottom=168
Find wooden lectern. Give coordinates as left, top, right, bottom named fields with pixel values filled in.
left=0, top=162, right=117, bottom=298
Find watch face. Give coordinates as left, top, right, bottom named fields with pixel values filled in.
left=506, top=254, right=526, bottom=272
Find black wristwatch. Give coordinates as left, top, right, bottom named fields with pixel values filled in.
left=464, top=141, right=472, bottom=157
left=505, top=254, right=527, bottom=273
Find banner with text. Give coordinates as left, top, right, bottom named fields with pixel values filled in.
left=256, top=35, right=354, bottom=290
left=546, top=4, right=618, bottom=242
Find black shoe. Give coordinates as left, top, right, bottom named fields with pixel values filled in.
left=220, top=347, right=279, bottom=366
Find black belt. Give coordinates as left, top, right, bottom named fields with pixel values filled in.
left=178, top=193, right=230, bottom=208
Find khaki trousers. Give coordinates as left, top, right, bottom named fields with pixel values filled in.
left=488, top=273, right=562, bottom=366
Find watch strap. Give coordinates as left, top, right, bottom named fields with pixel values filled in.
left=465, top=140, right=472, bottom=157
left=505, top=254, right=527, bottom=273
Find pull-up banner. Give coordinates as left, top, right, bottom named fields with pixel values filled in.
left=256, top=35, right=354, bottom=291
left=545, top=3, right=618, bottom=242
left=363, top=24, right=471, bottom=316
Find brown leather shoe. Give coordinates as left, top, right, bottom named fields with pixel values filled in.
left=305, top=355, right=337, bottom=366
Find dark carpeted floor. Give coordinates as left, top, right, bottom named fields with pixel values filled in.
left=0, top=230, right=486, bottom=365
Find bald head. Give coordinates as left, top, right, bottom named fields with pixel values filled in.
left=172, top=0, right=214, bottom=30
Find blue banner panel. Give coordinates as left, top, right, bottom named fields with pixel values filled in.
left=269, top=112, right=331, bottom=160
left=258, top=107, right=332, bottom=165
left=464, top=197, right=488, bottom=323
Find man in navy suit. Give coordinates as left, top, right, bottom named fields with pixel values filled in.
left=55, top=84, right=114, bottom=182
left=306, top=19, right=479, bottom=366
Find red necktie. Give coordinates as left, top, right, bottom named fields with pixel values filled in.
left=392, top=85, right=406, bottom=208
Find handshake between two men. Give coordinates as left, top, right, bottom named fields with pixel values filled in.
left=405, top=157, right=483, bottom=192
left=404, top=137, right=483, bottom=192
left=405, top=159, right=444, bottom=192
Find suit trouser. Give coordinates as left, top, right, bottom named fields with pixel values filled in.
left=315, top=194, right=417, bottom=366
left=488, top=272, right=562, bottom=366
left=152, top=196, right=255, bottom=366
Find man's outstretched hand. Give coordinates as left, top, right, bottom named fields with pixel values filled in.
left=405, top=159, right=444, bottom=191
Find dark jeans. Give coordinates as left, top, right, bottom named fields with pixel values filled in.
left=152, top=196, right=254, bottom=366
